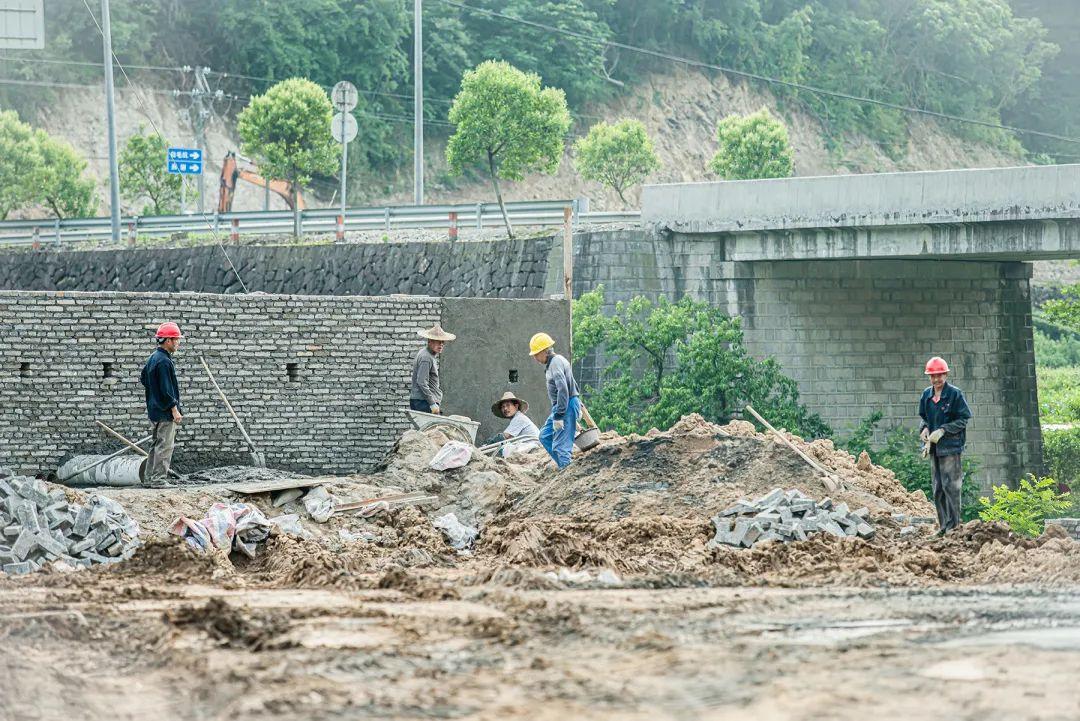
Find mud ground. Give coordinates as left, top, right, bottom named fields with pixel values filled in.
left=2, top=576, right=1078, bottom=721
left=3, top=416, right=1078, bottom=720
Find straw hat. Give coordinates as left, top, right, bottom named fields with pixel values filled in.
left=491, top=390, right=529, bottom=417
left=418, top=324, right=456, bottom=341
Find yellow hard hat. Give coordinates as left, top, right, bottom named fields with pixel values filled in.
left=529, top=332, right=555, bottom=356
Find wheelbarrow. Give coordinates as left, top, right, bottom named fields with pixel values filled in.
left=404, top=409, right=481, bottom=445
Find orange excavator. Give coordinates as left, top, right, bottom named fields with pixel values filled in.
left=217, top=151, right=305, bottom=212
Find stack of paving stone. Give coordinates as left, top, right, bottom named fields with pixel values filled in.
left=707, top=488, right=875, bottom=549
left=0, top=472, right=140, bottom=575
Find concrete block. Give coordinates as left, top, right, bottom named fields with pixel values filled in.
left=72, top=505, right=92, bottom=537
left=856, top=523, right=875, bottom=540
left=852, top=507, right=870, bottom=520
left=833, top=502, right=850, bottom=516
left=34, top=531, right=67, bottom=557
left=819, top=497, right=834, bottom=511
left=793, top=526, right=808, bottom=541
left=68, top=537, right=95, bottom=555
left=11, top=529, right=37, bottom=560
left=105, top=542, right=123, bottom=557
left=2, top=561, right=33, bottom=575
left=820, top=520, right=846, bottom=538
left=14, top=501, right=40, bottom=533
left=88, top=504, right=107, bottom=528
left=753, top=489, right=785, bottom=508
left=2, top=524, right=20, bottom=539
left=790, top=499, right=815, bottom=513
left=741, top=523, right=764, bottom=548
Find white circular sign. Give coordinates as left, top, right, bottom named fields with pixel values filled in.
left=331, top=112, right=358, bottom=143
left=331, top=81, right=359, bottom=112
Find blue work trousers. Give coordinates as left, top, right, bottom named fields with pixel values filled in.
left=539, top=396, right=581, bottom=469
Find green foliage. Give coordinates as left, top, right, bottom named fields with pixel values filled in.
left=573, top=286, right=831, bottom=439
left=237, top=78, right=337, bottom=196
left=0, top=110, right=96, bottom=220
left=842, top=412, right=981, bottom=521
left=447, top=61, right=571, bottom=237
left=119, top=128, right=181, bottom=216
left=979, top=474, right=1071, bottom=537
left=1034, top=329, right=1080, bottom=369
left=1043, top=285, right=1080, bottom=334
left=709, top=108, right=794, bottom=180
left=574, top=119, right=660, bottom=205
left=1042, top=427, right=1080, bottom=487
left=1036, top=367, right=1080, bottom=424
left=0, top=110, right=43, bottom=220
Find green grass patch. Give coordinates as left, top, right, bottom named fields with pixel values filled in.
left=1037, top=366, right=1080, bottom=424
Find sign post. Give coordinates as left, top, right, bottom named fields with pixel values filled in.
left=331, top=81, right=358, bottom=242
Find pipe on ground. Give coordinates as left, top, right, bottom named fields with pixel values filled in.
left=57, top=455, right=145, bottom=486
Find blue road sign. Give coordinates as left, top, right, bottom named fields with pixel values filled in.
left=166, top=147, right=203, bottom=175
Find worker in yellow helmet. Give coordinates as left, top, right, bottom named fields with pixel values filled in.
left=529, top=332, right=580, bottom=468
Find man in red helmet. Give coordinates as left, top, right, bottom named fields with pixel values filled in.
left=140, top=322, right=184, bottom=483
left=918, top=356, right=971, bottom=535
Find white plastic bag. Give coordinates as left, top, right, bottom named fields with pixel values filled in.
left=433, top=512, right=478, bottom=550
left=429, top=441, right=473, bottom=471
left=302, top=485, right=335, bottom=523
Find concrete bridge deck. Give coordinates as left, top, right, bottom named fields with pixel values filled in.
left=643, top=164, right=1080, bottom=261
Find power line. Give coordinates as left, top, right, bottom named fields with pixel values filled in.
left=0, top=54, right=185, bottom=73
left=436, top=0, right=1080, bottom=146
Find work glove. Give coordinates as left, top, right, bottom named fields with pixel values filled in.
left=430, top=404, right=440, bottom=415
left=920, top=427, right=929, bottom=443
left=553, top=419, right=565, bottom=432
left=921, top=443, right=930, bottom=459
left=928, top=428, right=945, bottom=444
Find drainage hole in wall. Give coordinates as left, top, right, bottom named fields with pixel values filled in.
left=287, top=363, right=300, bottom=382
left=102, top=362, right=115, bottom=378
left=508, top=369, right=519, bottom=383
left=19, top=362, right=30, bottom=377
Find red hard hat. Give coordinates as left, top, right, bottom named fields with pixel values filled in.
left=155, top=322, right=183, bottom=339
left=924, top=356, right=949, bottom=375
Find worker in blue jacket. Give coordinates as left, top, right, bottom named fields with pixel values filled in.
left=140, top=322, right=184, bottom=483
left=918, top=356, right=972, bottom=535
left=529, top=332, right=581, bottom=469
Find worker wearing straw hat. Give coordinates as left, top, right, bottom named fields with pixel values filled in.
left=410, top=324, right=456, bottom=414
left=487, top=391, right=541, bottom=457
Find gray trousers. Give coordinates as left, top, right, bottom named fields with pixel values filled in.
left=145, top=421, right=178, bottom=483
left=931, top=452, right=963, bottom=531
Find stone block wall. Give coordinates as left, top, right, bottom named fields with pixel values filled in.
left=1045, top=518, right=1080, bottom=540
left=0, top=290, right=567, bottom=476
left=0, top=237, right=552, bottom=298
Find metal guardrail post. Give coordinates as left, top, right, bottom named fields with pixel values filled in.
left=476, top=203, right=483, bottom=230
left=384, top=207, right=391, bottom=232
left=127, top=221, right=136, bottom=247
left=230, top=218, right=240, bottom=243
left=448, top=211, right=458, bottom=242
left=336, top=214, right=345, bottom=242
left=32, top=226, right=41, bottom=251
left=53, top=219, right=61, bottom=246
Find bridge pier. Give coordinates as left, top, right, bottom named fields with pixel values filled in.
left=572, top=229, right=1043, bottom=491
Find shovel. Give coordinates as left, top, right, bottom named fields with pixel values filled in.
left=200, top=355, right=267, bottom=467
left=575, top=403, right=601, bottom=451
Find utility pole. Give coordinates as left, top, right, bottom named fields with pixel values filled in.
left=413, top=0, right=424, bottom=206
left=100, top=0, right=121, bottom=242
left=191, top=66, right=212, bottom=213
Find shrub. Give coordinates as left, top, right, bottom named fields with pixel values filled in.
left=1036, top=367, right=1080, bottom=424
left=1042, top=427, right=1080, bottom=486
left=978, top=475, right=1072, bottom=537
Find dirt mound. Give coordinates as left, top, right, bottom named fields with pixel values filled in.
left=111, top=536, right=236, bottom=584
left=513, top=414, right=932, bottom=522
left=164, top=597, right=293, bottom=650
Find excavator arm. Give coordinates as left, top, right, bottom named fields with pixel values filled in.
left=217, top=151, right=304, bottom=212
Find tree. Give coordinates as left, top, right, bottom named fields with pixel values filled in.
left=237, top=77, right=337, bottom=226
left=0, top=110, right=43, bottom=220
left=33, top=130, right=97, bottom=219
left=119, top=129, right=181, bottom=216
left=573, top=286, right=831, bottom=439
left=979, top=475, right=1072, bottom=537
left=574, top=119, right=660, bottom=207
left=709, top=108, right=795, bottom=180
left=447, top=61, right=571, bottom=239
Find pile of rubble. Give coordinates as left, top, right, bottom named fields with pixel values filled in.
left=1, top=473, right=139, bottom=574
left=707, top=488, right=875, bottom=549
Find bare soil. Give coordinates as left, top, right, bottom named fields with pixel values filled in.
left=2, top=416, right=1078, bottom=720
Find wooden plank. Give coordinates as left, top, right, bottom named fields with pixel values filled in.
left=334, top=492, right=437, bottom=513
left=226, top=478, right=324, bottom=494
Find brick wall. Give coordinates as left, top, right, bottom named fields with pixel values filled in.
left=0, top=290, right=567, bottom=476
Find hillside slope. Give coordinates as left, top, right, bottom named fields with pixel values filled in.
left=19, top=67, right=1024, bottom=215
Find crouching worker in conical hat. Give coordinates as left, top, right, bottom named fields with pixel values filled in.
left=410, top=324, right=456, bottom=415
left=485, top=391, right=541, bottom=457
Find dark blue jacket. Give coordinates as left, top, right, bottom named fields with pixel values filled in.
left=918, top=382, right=971, bottom=457
left=140, top=347, right=182, bottom=422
